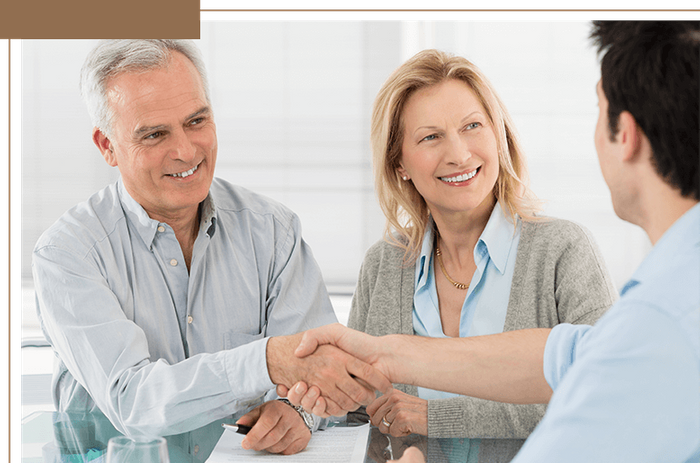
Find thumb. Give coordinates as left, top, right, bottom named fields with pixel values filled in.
left=295, top=323, right=345, bottom=357
left=236, top=405, right=261, bottom=427
left=294, top=331, right=320, bottom=357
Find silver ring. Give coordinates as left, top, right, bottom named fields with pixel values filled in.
left=381, top=417, right=392, bottom=428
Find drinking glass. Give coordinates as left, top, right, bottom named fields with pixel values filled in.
left=106, top=435, right=170, bottom=463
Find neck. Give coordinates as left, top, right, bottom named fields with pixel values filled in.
left=639, top=186, right=697, bottom=245
left=150, top=205, right=201, bottom=270
left=431, top=195, right=495, bottom=263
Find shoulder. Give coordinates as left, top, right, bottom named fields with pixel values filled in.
left=33, top=183, right=123, bottom=257
left=521, top=217, right=601, bottom=255
left=522, top=217, right=594, bottom=243
left=362, top=236, right=409, bottom=270
left=210, top=178, right=297, bottom=227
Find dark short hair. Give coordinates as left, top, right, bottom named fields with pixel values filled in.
left=590, top=21, right=700, bottom=200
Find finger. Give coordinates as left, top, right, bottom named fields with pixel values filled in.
left=276, top=384, right=289, bottom=397
left=310, top=395, right=330, bottom=417
left=320, top=397, right=349, bottom=417
left=286, top=382, right=309, bottom=405
left=264, top=427, right=298, bottom=454
left=346, top=356, right=393, bottom=396
left=366, top=392, right=391, bottom=418
left=298, top=385, right=320, bottom=411
left=241, top=412, right=281, bottom=450
left=279, top=436, right=310, bottom=456
left=235, top=406, right=261, bottom=427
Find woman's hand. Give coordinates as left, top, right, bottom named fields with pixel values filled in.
left=368, top=389, right=428, bottom=437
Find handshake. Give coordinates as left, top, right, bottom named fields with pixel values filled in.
left=267, top=323, right=551, bottom=418
left=267, top=323, right=401, bottom=418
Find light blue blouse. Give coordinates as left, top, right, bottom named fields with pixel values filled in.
left=412, top=201, right=521, bottom=400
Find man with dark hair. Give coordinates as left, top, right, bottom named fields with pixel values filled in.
left=286, top=20, right=700, bottom=463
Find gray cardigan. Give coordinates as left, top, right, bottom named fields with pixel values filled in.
left=348, top=218, right=617, bottom=440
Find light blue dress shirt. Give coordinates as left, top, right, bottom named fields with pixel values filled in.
left=513, top=203, right=700, bottom=463
left=413, top=202, right=521, bottom=400
left=33, top=178, right=337, bottom=437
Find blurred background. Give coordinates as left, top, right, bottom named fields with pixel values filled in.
left=21, top=20, right=650, bottom=359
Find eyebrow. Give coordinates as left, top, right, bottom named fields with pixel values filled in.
left=133, top=106, right=212, bottom=138
left=411, top=111, right=483, bottom=135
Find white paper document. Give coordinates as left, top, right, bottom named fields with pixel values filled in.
left=206, top=424, right=370, bottom=462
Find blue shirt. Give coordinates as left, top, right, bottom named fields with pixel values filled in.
left=514, top=203, right=700, bottom=463
left=33, top=178, right=337, bottom=437
left=413, top=202, right=521, bottom=399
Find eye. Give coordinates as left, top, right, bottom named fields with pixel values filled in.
left=188, top=117, right=204, bottom=126
left=465, top=122, right=481, bottom=130
left=145, top=131, right=165, bottom=140
left=420, top=134, right=437, bottom=142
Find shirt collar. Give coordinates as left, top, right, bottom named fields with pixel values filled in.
left=414, top=201, right=518, bottom=288
left=478, top=201, right=518, bottom=275
left=117, top=178, right=218, bottom=248
left=621, top=202, right=700, bottom=295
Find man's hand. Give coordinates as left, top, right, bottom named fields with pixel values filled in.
left=267, top=331, right=392, bottom=415
left=236, top=400, right=311, bottom=455
left=278, top=324, right=396, bottom=417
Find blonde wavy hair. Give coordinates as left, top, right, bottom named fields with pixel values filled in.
left=371, top=49, right=541, bottom=263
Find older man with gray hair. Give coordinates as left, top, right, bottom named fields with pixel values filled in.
left=32, top=39, right=389, bottom=455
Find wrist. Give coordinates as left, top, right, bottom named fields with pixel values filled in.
left=277, top=398, right=314, bottom=433
left=266, top=335, right=301, bottom=386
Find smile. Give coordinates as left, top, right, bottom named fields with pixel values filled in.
left=439, top=167, right=479, bottom=183
left=168, top=162, right=200, bottom=178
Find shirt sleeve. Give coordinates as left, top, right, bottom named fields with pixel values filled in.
left=33, top=244, right=275, bottom=436
left=262, top=211, right=338, bottom=336
left=542, top=323, right=592, bottom=391
left=512, top=304, right=700, bottom=463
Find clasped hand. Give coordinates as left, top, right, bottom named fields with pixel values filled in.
left=274, top=325, right=428, bottom=436
left=267, top=330, right=393, bottom=417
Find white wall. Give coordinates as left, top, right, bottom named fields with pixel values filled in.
left=21, top=21, right=651, bottom=329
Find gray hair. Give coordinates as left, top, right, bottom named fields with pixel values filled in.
left=80, top=39, right=210, bottom=138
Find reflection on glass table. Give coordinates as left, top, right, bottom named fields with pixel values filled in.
left=22, top=410, right=525, bottom=463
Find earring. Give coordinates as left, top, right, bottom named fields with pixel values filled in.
left=402, top=176, right=409, bottom=181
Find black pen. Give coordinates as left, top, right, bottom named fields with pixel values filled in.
left=222, top=423, right=252, bottom=435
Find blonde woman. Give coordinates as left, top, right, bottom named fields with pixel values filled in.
left=287, top=50, right=616, bottom=455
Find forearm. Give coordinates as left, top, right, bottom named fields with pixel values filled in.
left=428, top=397, right=546, bottom=438
left=383, top=329, right=552, bottom=404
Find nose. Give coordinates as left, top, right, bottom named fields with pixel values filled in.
left=443, top=133, right=472, bottom=166
left=169, top=127, right=196, bottom=162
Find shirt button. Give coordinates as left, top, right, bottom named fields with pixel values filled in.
left=187, top=315, right=193, bottom=324
left=194, top=445, right=199, bottom=455
left=158, top=225, right=165, bottom=232
left=170, top=259, right=178, bottom=266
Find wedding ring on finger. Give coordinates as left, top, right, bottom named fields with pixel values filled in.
left=381, top=416, right=392, bottom=428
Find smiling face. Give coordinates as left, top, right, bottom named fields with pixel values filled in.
left=398, top=79, right=499, bottom=220
left=94, top=51, right=217, bottom=222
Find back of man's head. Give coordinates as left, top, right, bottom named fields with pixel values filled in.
left=591, top=21, right=700, bottom=201
left=80, top=39, right=210, bottom=139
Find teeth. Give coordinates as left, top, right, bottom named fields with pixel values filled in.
left=170, top=164, right=199, bottom=178
left=440, top=168, right=478, bottom=183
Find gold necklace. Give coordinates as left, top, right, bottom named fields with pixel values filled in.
left=435, top=245, right=469, bottom=290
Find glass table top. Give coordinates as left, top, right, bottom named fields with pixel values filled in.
left=22, top=410, right=525, bottom=463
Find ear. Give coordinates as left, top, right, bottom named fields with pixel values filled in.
left=396, top=164, right=410, bottom=181
left=92, top=128, right=118, bottom=167
left=616, top=111, right=643, bottom=163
